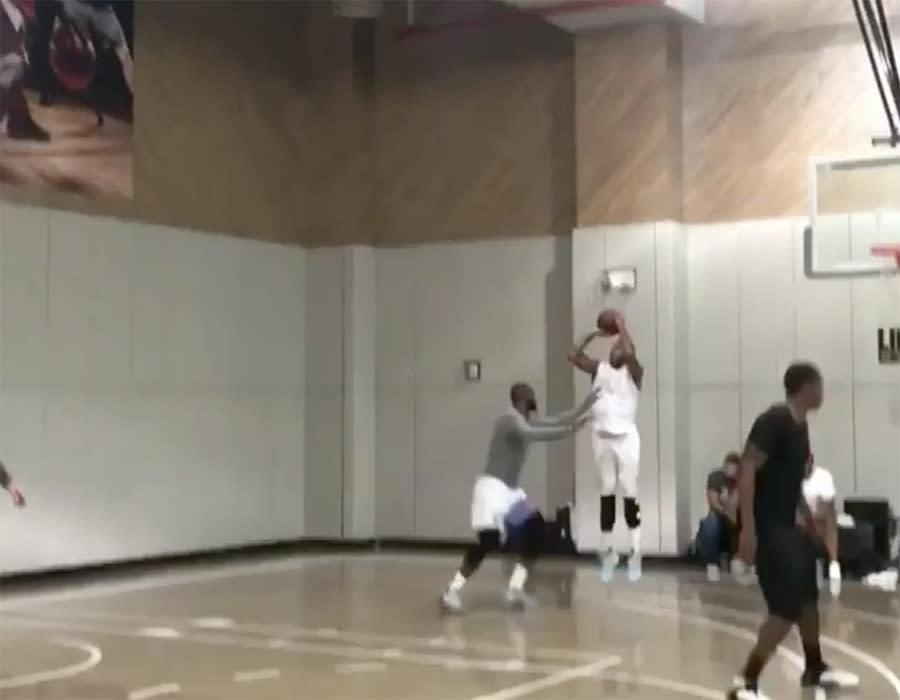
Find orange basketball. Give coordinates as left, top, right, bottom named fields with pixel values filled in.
left=596, top=309, right=619, bottom=335
left=50, top=21, right=96, bottom=92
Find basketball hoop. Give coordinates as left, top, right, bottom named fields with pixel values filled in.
left=870, top=245, right=900, bottom=276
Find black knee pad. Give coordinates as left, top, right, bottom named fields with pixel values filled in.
left=600, top=495, right=616, bottom=532
left=521, top=511, right=545, bottom=559
left=624, top=498, right=641, bottom=529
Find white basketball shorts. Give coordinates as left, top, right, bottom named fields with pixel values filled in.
left=591, top=427, right=641, bottom=498
left=470, top=475, right=528, bottom=534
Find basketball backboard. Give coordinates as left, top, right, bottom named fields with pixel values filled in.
left=806, top=153, right=900, bottom=277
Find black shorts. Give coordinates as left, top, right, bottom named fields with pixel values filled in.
left=756, top=526, right=818, bottom=622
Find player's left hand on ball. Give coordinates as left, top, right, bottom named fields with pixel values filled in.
left=10, top=486, right=25, bottom=508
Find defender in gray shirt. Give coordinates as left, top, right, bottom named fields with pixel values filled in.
left=441, top=382, right=597, bottom=613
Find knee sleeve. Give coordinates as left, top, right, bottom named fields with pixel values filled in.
left=520, top=512, right=545, bottom=560
left=464, top=529, right=501, bottom=570
left=624, top=498, right=641, bottom=529
left=600, top=495, right=616, bottom=532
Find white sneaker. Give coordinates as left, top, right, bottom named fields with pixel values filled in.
left=440, top=589, right=463, bottom=614
left=600, top=550, right=619, bottom=582
left=818, top=667, right=860, bottom=689
left=864, top=569, right=898, bottom=592
left=627, top=551, right=642, bottom=582
left=802, top=665, right=860, bottom=691
left=732, top=559, right=755, bottom=585
left=727, top=677, right=772, bottom=700
left=707, top=564, right=721, bottom=582
left=504, top=587, right=537, bottom=612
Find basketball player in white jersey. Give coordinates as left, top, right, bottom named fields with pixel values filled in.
left=569, top=311, right=644, bottom=582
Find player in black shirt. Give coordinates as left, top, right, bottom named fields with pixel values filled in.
left=727, top=362, right=859, bottom=700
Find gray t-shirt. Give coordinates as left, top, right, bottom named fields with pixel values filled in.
left=483, top=409, right=572, bottom=488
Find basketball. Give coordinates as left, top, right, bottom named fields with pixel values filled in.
left=50, top=21, right=96, bottom=92
left=596, top=309, right=619, bottom=335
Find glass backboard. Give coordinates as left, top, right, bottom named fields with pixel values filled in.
left=808, top=154, right=900, bottom=274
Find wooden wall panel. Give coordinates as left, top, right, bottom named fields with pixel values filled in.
left=574, top=25, right=680, bottom=226
left=373, top=2, right=575, bottom=245
left=8, top=0, right=890, bottom=240
left=682, top=0, right=895, bottom=222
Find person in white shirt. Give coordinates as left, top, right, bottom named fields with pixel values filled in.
left=801, top=455, right=898, bottom=593
left=568, top=311, right=644, bottom=582
left=800, top=455, right=841, bottom=596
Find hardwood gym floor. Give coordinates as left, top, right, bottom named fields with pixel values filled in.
left=0, top=91, right=131, bottom=200
left=1, top=553, right=898, bottom=699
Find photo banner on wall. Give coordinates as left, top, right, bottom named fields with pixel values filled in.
left=0, top=0, right=134, bottom=199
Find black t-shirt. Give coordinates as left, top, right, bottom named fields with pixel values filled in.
left=746, top=404, right=810, bottom=537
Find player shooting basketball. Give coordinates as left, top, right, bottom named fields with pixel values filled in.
left=568, top=310, right=645, bottom=582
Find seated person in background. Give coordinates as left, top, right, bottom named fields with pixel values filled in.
left=697, top=452, right=741, bottom=581
left=801, top=455, right=897, bottom=593
left=800, top=455, right=841, bottom=596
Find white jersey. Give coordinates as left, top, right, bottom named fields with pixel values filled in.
left=591, top=360, right=639, bottom=435
left=802, top=465, right=836, bottom=518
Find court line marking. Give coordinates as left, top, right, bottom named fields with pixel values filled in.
left=0, top=636, right=102, bottom=689
left=637, top=595, right=900, bottom=700
left=0, top=615, right=567, bottom=675
left=684, top=579, right=900, bottom=630
left=1, top=617, right=726, bottom=698
left=4, top=550, right=890, bottom=630
left=370, top=553, right=899, bottom=693
left=3, top=553, right=894, bottom=696
left=137, top=627, right=182, bottom=639
left=14, top=607, right=608, bottom=662
left=0, top=553, right=346, bottom=611
left=596, top=597, right=805, bottom=671
left=334, top=661, right=387, bottom=674
left=16, top=583, right=894, bottom=696
left=127, top=682, right=181, bottom=700
left=192, top=617, right=235, bottom=630
left=7, top=604, right=804, bottom=681
left=602, top=670, right=723, bottom=699
left=467, top=655, right=621, bottom=700
left=233, top=668, right=280, bottom=682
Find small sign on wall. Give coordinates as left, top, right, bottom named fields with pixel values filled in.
left=877, top=327, right=900, bottom=364
left=463, top=359, right=482, bottom=382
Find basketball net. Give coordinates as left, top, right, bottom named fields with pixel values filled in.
left=871, top=245, right=900, bottom=277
